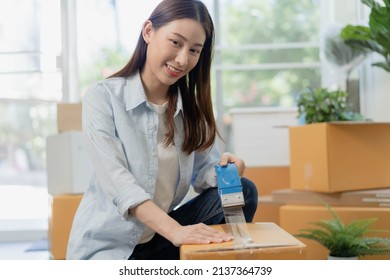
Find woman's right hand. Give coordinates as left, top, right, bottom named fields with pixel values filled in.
left=168, top=223, right=233, bottom=247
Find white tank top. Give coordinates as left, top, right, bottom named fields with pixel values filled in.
left=139, top=101, right=179, bottom=243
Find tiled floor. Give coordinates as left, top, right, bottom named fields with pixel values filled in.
left=0, top=240, right=50, bottom=260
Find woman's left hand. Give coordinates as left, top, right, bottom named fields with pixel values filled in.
left=218, top=152, right=246, bottom=176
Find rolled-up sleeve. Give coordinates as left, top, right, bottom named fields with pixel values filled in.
left=82, top=84, right=151, bottom=219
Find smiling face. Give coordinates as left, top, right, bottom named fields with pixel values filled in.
left=140, top=18, right=206, bottom=100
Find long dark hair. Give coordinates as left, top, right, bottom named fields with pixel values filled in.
left=109, top=0, right=218, bottom=154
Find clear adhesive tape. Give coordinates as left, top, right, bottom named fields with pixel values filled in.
left=223, top=206, right=253, bottom=245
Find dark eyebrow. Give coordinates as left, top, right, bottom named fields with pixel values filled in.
left=172, top=32, right=204, bottom=48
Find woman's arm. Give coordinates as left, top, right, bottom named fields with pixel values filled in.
left=129, top=200, right=233, bottom=246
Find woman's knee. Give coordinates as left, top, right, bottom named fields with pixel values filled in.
left=241, top=177, right=258, bottom=203
left=241, top=177, right=258, bottom=222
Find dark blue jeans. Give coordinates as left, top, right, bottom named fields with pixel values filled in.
left=129, top=177, right=258, bottom=260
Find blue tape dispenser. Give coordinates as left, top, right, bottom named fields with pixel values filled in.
left=215, top=163, right=245, bottom=208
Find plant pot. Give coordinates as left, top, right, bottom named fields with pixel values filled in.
left=327, top=255, right=358, bottom=260
left=346, top=78, right=360, bottom=113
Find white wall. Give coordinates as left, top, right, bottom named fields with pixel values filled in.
left=230, top=108, right=299, bottom=167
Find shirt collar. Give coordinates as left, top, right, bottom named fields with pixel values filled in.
left=124, top=72, right=147, bottom=111
left=124, top=71, right=183, bottom=117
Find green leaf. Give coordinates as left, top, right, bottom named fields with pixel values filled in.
left=341, top=25, right=372, bottom=41
left=372, top=62, right=390, bottom=72
left=340, top=25, right=384, bottom=55
left=340, top=0, right=390, bottom=72
left=361, top=0, right=381, bottom=9
left=296, top=87, right=368, bottom=124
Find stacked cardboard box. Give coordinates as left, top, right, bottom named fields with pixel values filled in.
left=56, top=103, right=82, bottom=133
left=46, top=103, right=89, bottom=259
left=46, top=102, right=91, bottom=196
left=274, top=122, right=390, bottom=259
left=245, top=166, right=290, bottom=196
left=276, top=189, right=390, bottom=260
left=246, top=166, right=289, bottom=225
left=252, top=195, right=283, bottom=225
left=46, top=131, right=92, bottom=195
left=289, top=122, right=390, bottom=193
left=271, top=187, right=390, bottom=207
left=48, top=194, right=82, bottom=260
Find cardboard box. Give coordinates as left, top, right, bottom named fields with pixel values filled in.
left=180, top=223, right=306, bottom=260
left=245, top=166, right=290, bottom=196
left=48, top=194, right=83, bottom=260
left=46, top=131, right=92, bottom=195
left=253, top=195, right=283, bottom=225
left=272, top=188, right=390, bottom=207
left=289, top=122, right=390, bottom=193
left=279, top=204, right=390, bottom=260
left=57, top=103, right=82, bottom=133
left=246, top=167, right=289, bottom=225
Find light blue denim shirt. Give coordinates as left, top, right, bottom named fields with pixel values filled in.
left=66, top=72, right=220, bottom=260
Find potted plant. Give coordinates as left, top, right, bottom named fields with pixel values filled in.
left=340, top=0, right=390, bottom=73
left=294, top=201, right=390, bottom=259
left=296, top=87, right=367, bottom=124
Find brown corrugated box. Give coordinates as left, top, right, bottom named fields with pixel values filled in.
left=279, top=204, right=390, bottom=260
left=245, top=166, right=290, bottom=196
left=289, top=122, right=390, bottom=193
left=246, top=167, right=289, bottom=225
left=57, top=103, right=82, bottom=133
left=48, top=194, right=82, bottom=260
left=259, top=187, right=390, bottom=226
left=253, top=195, right=283, bottom=225
left=180, top=223, right=306, bottom=260
left=271, top=188, right=390, bottom=207
left=245, top=167, right=289, bottom=225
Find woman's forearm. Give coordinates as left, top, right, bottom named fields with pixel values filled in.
left=129, top=200, right=181, bottom=242
left=129, top=199, right=232, bottom=246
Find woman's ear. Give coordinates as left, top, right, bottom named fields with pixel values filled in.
left=142, top=20, right=153, bottom=44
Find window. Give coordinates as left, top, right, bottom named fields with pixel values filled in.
left=0, top=0, right=61, bottom=238
left=0, top=0, right=349, bottom=239
left=76, top=0, right=162, bottom=96
left=210, top=0, right=322, bottom=153
left=212, top=0, right=321, bottom=113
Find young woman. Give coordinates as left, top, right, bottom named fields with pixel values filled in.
left=67, top=0, right=258, bottom=260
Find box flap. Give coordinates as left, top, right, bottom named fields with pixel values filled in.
left=57, top=103, right=82, bottom=133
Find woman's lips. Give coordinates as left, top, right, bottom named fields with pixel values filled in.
left=165, top=64, right=182, bottom=77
